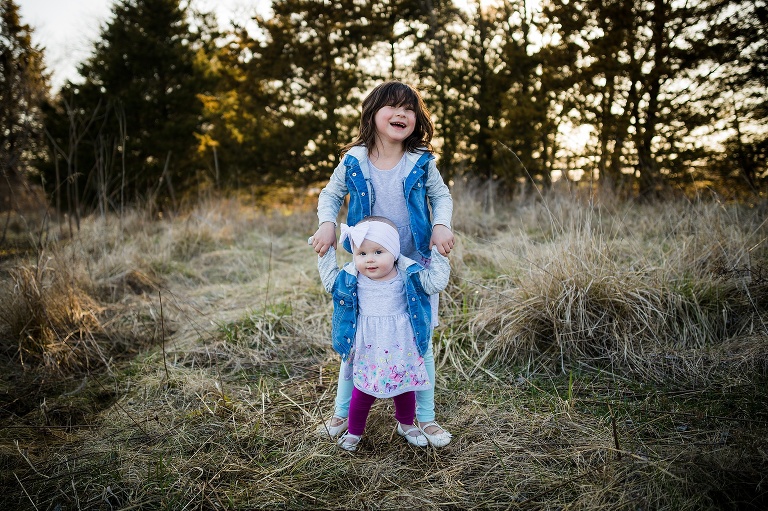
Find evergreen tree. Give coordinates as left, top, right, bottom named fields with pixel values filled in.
left=467, top=5, right=503, bottom=183
left=495, top=1, right=551, bottom=191
left=694, top=0, right=767, bottom=194
left=244, top=0, right=385, bottom=186
left=443, top=1, right=548, bottom=198
left=540, top=0, right=766, bottom=197
left=196, top=22, right=278, bottom=192
left=42, top=0, right=212, bottom=213
left=0, top=0, right=48, bottom=211
left=541, top=0, right=651, bottom=194
left=410, top=0, right=468, bottom=181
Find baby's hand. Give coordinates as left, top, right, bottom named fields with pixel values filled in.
left=430, top=224, right=455, bottom=256
left=311, top=222, right=337, bottom=256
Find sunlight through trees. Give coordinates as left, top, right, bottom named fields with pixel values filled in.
left=1, top=0, right=765, bottom=215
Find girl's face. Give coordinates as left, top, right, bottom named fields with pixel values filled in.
left=374, top=104, right=416, bottom=147
left=353, top=238, right=397, bottom=281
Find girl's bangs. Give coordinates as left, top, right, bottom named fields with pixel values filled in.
left=383, top=86, right=417, bottom=109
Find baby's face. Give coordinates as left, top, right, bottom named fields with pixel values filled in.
left=353, top=238, right=397, bottom=281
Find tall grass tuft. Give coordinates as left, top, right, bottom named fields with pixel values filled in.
left=0, top=254, right=106, bottom=373
left=464, top=193, right=768, bottom=383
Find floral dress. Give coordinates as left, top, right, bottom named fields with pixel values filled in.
left=350, top=270, right=432, bottom=398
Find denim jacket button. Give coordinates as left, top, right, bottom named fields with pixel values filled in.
left=361, top=192, right=366, bottom=196
left=352, top=172, right=357, bottom=176
left=339, top=299, right=345, bottom=305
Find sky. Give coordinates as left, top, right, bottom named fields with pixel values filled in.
left=16, top=0, right=270, bottom=91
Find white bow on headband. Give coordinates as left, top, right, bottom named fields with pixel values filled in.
left=340, top=220, right=400, bottom=258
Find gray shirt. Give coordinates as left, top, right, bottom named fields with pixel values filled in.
left=370, top=155, right=417, bottom=259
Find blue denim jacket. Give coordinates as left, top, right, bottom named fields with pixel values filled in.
left=317, top=146, right=453, bottom=260
left=317, top=246, right=450, bottom=361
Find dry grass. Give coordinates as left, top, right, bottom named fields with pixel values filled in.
left=0, top=251, right=107, bottom=373
left=451, top=192, right=768, bottom=384
left=1, top=188, right=767, bottom=510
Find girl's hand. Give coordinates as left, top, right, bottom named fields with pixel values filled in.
left=430, top=224, right=455, bottom=256
left=312, top=222, right=337, bottom=256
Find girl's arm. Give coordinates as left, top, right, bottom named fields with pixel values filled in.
left=425, top=159, right=455, bottom=255
left=425, top=159, right=453, bottom=229
left=311, top=222, right=337, bottom=256
left=314, top=161, right=349, bottom=256
left=430, top=224, right=454, bottom=256
left=317, top=246, right=341, bottom=293
left=317, top=160, right=348, bottom=225
left=418, top=246, right=451, bottom=295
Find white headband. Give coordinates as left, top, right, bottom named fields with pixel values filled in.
left=340, top=221, right=400, bottom=258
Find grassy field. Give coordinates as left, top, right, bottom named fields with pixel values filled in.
left=1, top=186, right=767, bottom=510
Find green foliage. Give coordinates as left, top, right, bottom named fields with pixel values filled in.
left=250, top=0, right=390, bottom=184
left=0, top=0, right=48, bottom=208
left=26, top=0, right=768, bottom=209
left=40, top=0, right=215, bottom=213
left=217, top=304, right=294, bottom=348
left=539, top=0, right=767, bottom=197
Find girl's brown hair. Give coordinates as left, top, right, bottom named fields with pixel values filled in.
left=341, top=81, right=434, bottom=156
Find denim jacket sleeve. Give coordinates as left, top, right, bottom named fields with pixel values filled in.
left=425, top=159, right=453, bottom=230
left=317, top=160, right=348, bottom=226
left=418, top=246, right=451, bottom=295
left=317, top=246, right=341, bottom=293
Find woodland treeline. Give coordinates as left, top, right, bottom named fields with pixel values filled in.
left=2, top=0, right=766, bottom=216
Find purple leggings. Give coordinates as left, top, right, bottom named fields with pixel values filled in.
left=347, top=387, right=415, bottom=436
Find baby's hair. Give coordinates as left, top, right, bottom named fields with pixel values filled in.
left=342, top=81, right=434, bottom=156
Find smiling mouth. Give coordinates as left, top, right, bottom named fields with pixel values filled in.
left=390, top=122, right=406, bottom=128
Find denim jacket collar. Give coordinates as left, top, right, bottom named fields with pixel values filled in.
left=345, top=145, right=433, bottom=178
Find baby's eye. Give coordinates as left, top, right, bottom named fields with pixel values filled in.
left=375, top=250, right=383, bottom=255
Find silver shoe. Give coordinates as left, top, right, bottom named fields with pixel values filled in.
left=397, top=423, right=428, bottom=447
left=419, top=421, right=452, bottom=447
left=337, top=432, right=361, bottom=451
left=319, top=416, right=348, bottom=438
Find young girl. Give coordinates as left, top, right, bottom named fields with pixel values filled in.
left=317, top=217, right=450, bottom=451
left=311, top=81, right=454, bottom=447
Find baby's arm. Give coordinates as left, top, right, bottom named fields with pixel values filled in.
left=317, top=246, right=341, bottom=293
left=419, top=246, right=451, bottom=295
